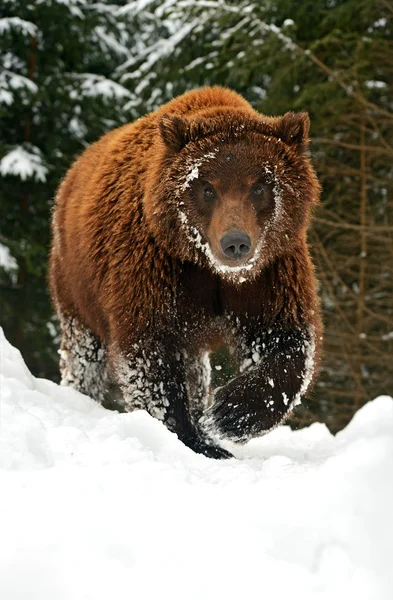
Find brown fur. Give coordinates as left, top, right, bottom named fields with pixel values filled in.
left=49, top=86, right=322, bottom=458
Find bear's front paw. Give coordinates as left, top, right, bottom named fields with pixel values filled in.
left=202, top=395, right=259, bottom=443
left=182, top=430, right=233, bottom=459
left=201, top=380, right=290, bottom=443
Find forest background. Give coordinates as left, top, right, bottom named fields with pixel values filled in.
left=1, top=0, right=392, bottom=432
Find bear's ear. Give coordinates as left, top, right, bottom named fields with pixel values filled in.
left=159, top=115, right=189, bottom=152
left=275, top=112, right=310, bottom=153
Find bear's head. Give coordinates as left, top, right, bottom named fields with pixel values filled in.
left=145, top=107, right=320, bottom=283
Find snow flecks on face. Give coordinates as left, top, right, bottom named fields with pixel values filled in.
left=184, top=165, right=199, bottom=187
left=255, top=164, right=284, bottom=259
left=58, top=313, right=109, bottom=404
left=272, top=167, right=284, bottom=224
left=178, top=150, right=218, bottom=193
left=114, top=348, right=170, bottom=421
left=178, top=210, right=188, bottom=226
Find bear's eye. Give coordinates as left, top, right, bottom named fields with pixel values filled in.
left=251, top=184, right=265, bottom=198
left=203, top=185, right=217, bottom=200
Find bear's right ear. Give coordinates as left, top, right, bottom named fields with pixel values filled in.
left=159, top=115, right=189, bottom=153
left=275, top=112, right=310, bottom=153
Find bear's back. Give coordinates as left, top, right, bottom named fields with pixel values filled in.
left=155, top=86, right=252, bottom=118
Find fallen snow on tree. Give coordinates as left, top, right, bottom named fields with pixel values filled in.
left=0, top=243, right=17, bottom=272
left=0, top=328, right=392, bottom=600
left=0, top=145, right=48, bottom=182
left=69, top=73, right=132, bottom=101
left=0, top=17, right=37, bottom=38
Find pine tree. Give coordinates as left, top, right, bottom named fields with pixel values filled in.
left=0, top=0, right=136, bottom=378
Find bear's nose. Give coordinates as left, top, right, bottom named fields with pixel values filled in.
left=220, top=232, right=251, bottom=260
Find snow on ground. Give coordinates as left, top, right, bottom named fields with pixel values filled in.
left=1, top=327, right=392, bottom=600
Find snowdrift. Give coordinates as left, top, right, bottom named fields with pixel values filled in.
left=1, top=327, right=392, bottom=600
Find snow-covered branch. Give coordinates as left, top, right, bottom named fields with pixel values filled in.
left=0, top=17, right=37, bottom=37
left=0, top=146, right=48, bottom=183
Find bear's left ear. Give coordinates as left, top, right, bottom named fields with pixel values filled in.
left=275, top=112, right=310, bottom=153
left=159, top=115, right=189, bottom=153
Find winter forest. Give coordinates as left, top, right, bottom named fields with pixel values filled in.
left=1, top=1, right=393, bottom=598
left=1, top=0, right=392, bottom=432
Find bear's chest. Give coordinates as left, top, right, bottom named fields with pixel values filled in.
left=177, top=264, right=263, bottom=319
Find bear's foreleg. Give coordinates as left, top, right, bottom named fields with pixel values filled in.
left=201, top=323, right=317, bottom=443
left=58, top=313, right=109, bottom=403
left=112, top=341, right=232, bottom=459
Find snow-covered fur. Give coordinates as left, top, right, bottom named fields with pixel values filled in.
left=58, top=314, right=109, bottom=404
left=49, top=86, right=322, bottom=458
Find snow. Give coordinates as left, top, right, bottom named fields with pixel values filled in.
left=68, top=116, right=87, bottom=139
left=0, top=17, right=37, bottom=37
left=117, top=17, right=203, bottom=81
left=93, top=26, right=131, bottom=57
left=1, top=327, right=393, bottom=600
left=0, top=145, right=48, bottom=182
left=368, top=18, right=387, bottom=32
left=69, top=74, right=132, bottom=100
left=0, top=70, right=38, bottom=105
left=117, top=0, right=158, bottom=16
left=381, top=331, right=393, bottom=341
left=0, top=88, right=13, bottom=105
left=0, top=243, right=17, bottom=272
left=36, top=0, right=86, bottom=18
left=365, top=80, right=387, bottom=89
left=179, top=151, right=218, bottom=192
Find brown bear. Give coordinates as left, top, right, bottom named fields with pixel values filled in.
left=49, top=86, right=322, bottom=459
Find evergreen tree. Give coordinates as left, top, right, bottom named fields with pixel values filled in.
left=0, top=0, right=136, bottom=378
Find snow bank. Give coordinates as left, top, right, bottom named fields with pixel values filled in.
left=0, top=328, right=392, bottom=600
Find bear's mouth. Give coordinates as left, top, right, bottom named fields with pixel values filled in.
left=207, top=230, right=260, bottom=275
left=206, top=242, right=263, bottom=282
left=213, top=252, right=255, bottom=271
left=212, top=254, right=258, bottom=274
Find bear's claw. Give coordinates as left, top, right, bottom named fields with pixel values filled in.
left=183, top=432, right=233, bottom=459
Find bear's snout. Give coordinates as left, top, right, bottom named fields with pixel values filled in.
left=220, top=231, right=251, bottom=261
